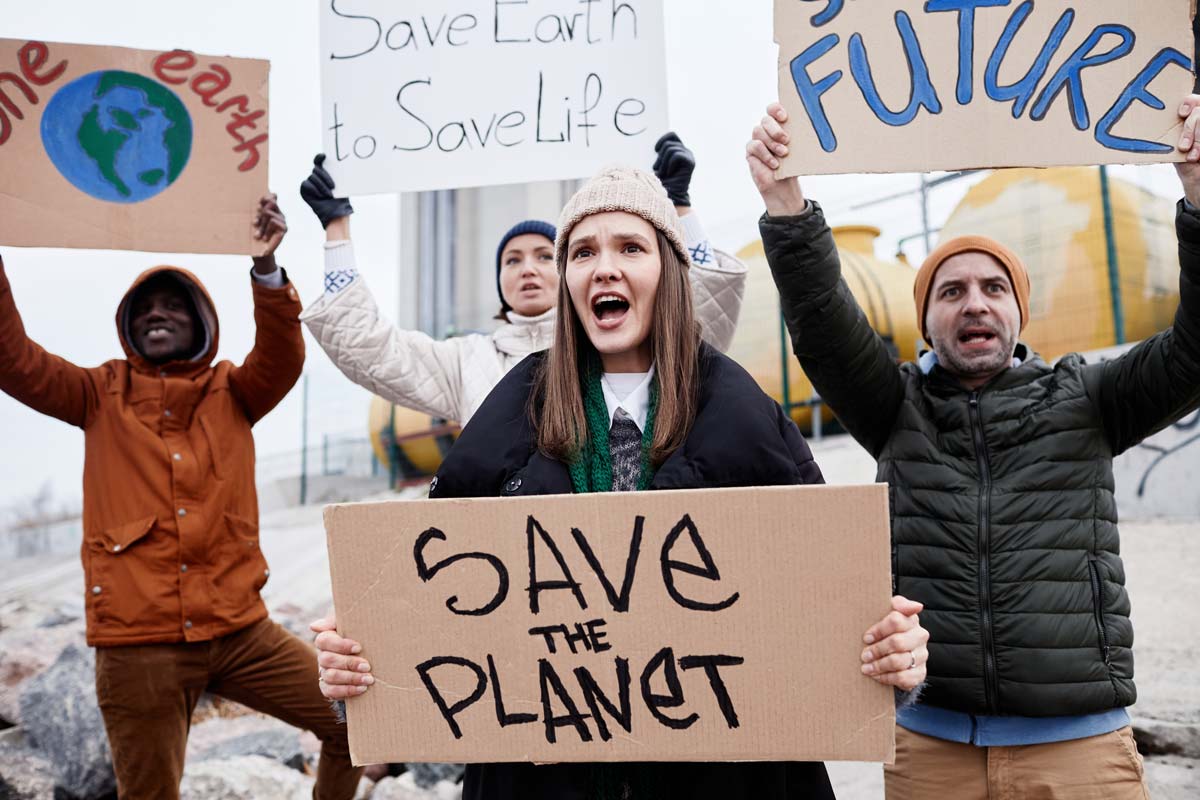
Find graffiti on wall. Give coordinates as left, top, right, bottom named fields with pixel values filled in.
left=1135, top=410, right=1200, bottom=498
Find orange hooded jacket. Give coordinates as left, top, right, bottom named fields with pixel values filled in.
left=0, top=259, right=304, bottom=646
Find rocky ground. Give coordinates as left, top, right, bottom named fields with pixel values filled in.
left=0, top=476, right=1196, bottom=798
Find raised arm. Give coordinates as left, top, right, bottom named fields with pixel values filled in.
left=0, top=255, right=100, bottom=428
left=1085, top=96, right=1200, bottom=452
left=298, top=156, right=472, bottom=423
left=654, top=132, right=748, bottom=352
left=747, top=105, right=904, bottom=457
left=228, top=194, right=306, bottom=424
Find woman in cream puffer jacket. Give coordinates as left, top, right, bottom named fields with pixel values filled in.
left=298, top=139, right=747, bottom=426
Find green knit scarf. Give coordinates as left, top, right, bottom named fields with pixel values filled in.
left=566, top=362, right=667, bottom=799
left=567, top=364, right=659, bottom=494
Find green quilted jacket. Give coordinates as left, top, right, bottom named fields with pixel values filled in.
left=760, top=201, right=1200, bottom=716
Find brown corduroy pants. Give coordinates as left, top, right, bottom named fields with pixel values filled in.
left=95, top=617, right=362, bottom=800
left=884, top=725, right=1150, bottom=800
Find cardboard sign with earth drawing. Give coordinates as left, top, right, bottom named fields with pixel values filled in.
left=0, top=39, right=268, bottom=254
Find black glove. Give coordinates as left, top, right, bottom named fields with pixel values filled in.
left=299, top=154, right=354, bottom=229
left=653, top=132, right=695, bottom=207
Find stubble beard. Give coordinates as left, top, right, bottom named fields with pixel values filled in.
left=934, top=328, right=1018, bottom=383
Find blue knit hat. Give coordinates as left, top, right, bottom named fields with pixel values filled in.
left=495, top=220, right=556, bottom=312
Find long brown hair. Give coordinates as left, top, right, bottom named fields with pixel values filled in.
left=534, top=228, right=699, bottom=466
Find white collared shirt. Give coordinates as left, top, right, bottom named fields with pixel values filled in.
left=600, top=366, right=655, bottom=432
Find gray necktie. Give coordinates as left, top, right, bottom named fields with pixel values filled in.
left=609, top=408, right=642, bottom=492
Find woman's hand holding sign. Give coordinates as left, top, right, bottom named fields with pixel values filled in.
left=310, top=596, right=929, bottom=704
left=862, top=596, right=929, bottom=692
left=746, top=104, right=808, bottom=218
left=311, top=611, right=375, bottom=700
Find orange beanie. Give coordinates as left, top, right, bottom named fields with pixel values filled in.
left=914, top=235, right=1031, bottom=341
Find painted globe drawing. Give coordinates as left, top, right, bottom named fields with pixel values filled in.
left=40, top=70, right=192, bottom=204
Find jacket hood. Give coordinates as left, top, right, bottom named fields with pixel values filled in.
left=116, top=266, right=219, bottom=371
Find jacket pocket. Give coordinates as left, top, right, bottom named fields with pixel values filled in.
left=1087, top=554, right=1112, bottom=667
left=213, top=512, right=270, bottom=614
left=98, top=516, right=156, bottom=554
left=88, top=516, right=160, bottom=627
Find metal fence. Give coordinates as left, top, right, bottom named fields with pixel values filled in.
left=0, top=515, right=82, bottom=561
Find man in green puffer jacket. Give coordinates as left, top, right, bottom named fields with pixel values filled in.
left=746, top=95, right=1200, bottom=799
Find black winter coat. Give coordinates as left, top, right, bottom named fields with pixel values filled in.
left=430, top=344, right=835, bottom=800
left=760, top=201, right=1200, bottom=718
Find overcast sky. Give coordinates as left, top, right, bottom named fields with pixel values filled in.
left=1, top=0, right=1187, bottom=513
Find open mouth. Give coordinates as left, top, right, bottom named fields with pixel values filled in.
left=958, top=328, right=996, bottom=347
left=592, top=293, right=630, bottom=326
left=143, top=326, right=174, bottom=342
left=519, top=282, right=541, bottom=293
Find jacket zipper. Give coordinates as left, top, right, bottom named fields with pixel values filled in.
left=968, top=392, right=1000, bottom=713
left=1087, top=556, right=1112, bottom=666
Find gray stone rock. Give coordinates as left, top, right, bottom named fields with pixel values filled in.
left=405, top=763, right=464, bottom=789
left=18, top=643, right=114, bottom=798
left=1144, top=755, right=1200, bottom=800
left=179, top=755, right=314, bottom=800
left=1133, top=718, right=1200, bottom=758
left=35, top=607, right=81, bottom=629
left=0, top=624, right=81, bottom=725
left=0, top=728, right=59, bottom=800
left=197, top=728, right=305, bottom=771
left=186, top=715, right=304, bottom=771
left=371, top=773, right=461, bottom=800
left=190, top=693, right=255, bottom=725
left=268, top=604, right=311, bottom=640
left=353, top=775, right=376, bottom=800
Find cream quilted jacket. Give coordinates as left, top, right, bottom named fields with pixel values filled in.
left=301, top=249, right=747, bottom=425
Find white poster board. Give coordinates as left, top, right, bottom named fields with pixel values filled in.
left=318, top=0, right=669, bottom=194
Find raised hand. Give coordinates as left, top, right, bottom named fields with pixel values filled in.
left=253, top=193, right=287, bottom=258
left=1175, top=95, right=1200, bottom=208
left=746, top=103, right=808, bottom=217
left=299, top=154, right=354, bottom=230
left=653, top=132, right=696, bottom=207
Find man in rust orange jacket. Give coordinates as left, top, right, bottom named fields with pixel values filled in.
left=0, top=196, right=361, bottom=800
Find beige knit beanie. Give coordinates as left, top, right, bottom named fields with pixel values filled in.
left=555, top=165, right=691, bottom=269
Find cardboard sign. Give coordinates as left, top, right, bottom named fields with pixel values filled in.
left=325, top=485, right=896, bottom=766
left=0, top=39, right=268, bottom=254
left=774, top=0, right=1196, bottom=176
left=319, top=0, right=669, bottom=194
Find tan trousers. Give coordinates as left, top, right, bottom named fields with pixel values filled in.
left=95, top=617, right=363, bottom=800
left=884, top=725, right=1150, bottom=800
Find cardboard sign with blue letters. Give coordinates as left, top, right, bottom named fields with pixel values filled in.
left=775, top=0, right=1197, bottom=176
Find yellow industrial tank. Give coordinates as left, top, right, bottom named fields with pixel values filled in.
left=730, top=225, right=920, bottom=430
left=367, top=399, right=459, bottom=483
left=938, top=167, right=1179, bottom=360
left=368, top=167, right=1181, bottom=474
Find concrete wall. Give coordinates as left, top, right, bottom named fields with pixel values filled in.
left=1113, top=408, right=1200, bottom=521
left=1085, top=343, right=1200, bottom=521
left=397, top=180, right=579, bottom=337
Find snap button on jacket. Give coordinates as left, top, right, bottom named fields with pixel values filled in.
left=0, top=263, right=305, bottom=646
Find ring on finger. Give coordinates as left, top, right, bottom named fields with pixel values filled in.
left=907, top=652, right=917, bottom=670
